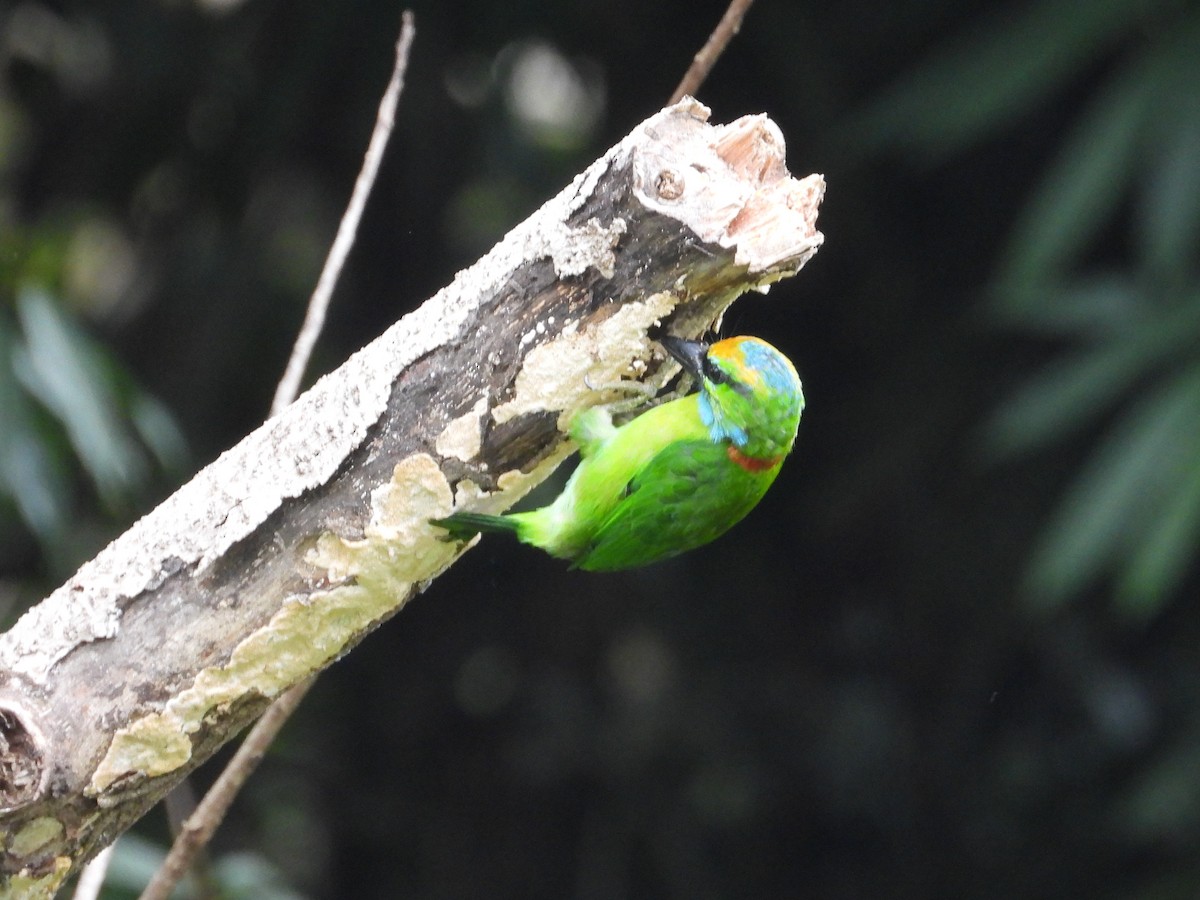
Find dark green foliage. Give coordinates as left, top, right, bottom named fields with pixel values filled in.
left=0, top=285, right=186, bottom=577
left=854, top=0, right=1200, bottom=617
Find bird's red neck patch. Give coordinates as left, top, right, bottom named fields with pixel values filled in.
left=727, top=445, right=781, bottom=473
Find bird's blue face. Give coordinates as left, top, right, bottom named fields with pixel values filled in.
left=695, top=336, right=804, bottom=459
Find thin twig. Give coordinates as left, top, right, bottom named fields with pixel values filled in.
left=270, top=10, right=417, bottom=417
left=668, top=0, right=757, bottom=104
left=138, top=678, right=318, bottom=900
left=164, top=780, right=220, bottom=899
left=72, top=845, right=114, bottom=900
left=137, top=13, right=417, bottom=900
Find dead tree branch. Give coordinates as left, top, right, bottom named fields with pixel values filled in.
left=137, top=14, right=421, bottom=900
left=0, top=99, right=823, bottom=895
left=670, top=0, right=757, bottom=103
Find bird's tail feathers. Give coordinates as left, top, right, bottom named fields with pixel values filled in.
left=431, top=511, right=520, bottom=540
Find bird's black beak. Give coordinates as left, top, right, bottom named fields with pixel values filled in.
left=659, top=335, right=708, bottom=381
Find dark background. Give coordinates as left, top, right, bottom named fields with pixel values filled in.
left=3, top=0, right=1200, bottom=897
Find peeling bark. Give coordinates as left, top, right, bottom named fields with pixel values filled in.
left=0, top=98, right=823, bottom=893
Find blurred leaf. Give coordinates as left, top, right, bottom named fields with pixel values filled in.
left=996, top=55, right=1153, bottom=288
left=1114, top=724, right=1200, bottom=843
left=956, top=6, right=1200, bottom=616
left=127, top=390, right=189, bottom=477
left=984, top=293, right=1200, bottom=458
left=101, top=834, right=308, bottom=899
left=14, top=286, right=145, bottom=509
left=847, top=0, right=1168, bottom=160
left=1137, top=94, right=1200, bottom=282
left=2, top=433, right=70, bottom=545
left=101, top=833, right=166, bottom=895
left=999, top=12, right=1200, bottom=288
left=1115, top=374, right=1200, bottom=615
left=0, top=282, right=186, bottom=564
left=1023, top=361, right=1200, bottom=614
left=214, top=853, right=308, bottom=900
left=0, top=316, right=70, bottom=542
left=987, top=274, right=1145, bottom=338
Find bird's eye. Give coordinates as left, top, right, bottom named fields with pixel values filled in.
left=701, top=354, right=729, bottom=385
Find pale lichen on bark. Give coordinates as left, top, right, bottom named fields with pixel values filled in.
left=90, top=454, right=461, bottom=798
left=491, top=291, right=680, bottom=426
left=435, top=398, right=490, bottom=462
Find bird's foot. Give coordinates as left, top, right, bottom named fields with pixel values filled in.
left=582, top=373, right=659, bottom=415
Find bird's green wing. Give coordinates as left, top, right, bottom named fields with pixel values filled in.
left=575, top=439, right=777, bottom=571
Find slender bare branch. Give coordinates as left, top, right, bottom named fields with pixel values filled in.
left=163, top=781, right=219, bottom=899
left=138, top=677, right=316, bottom=900
left=137, top=13, right=417, bottom=900
left=669, top=0, right=756, bottom=104
left=270, top=10, right=418, bottom=417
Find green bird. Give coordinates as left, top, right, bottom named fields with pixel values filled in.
left=431, top=334, right=804, bottom=571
